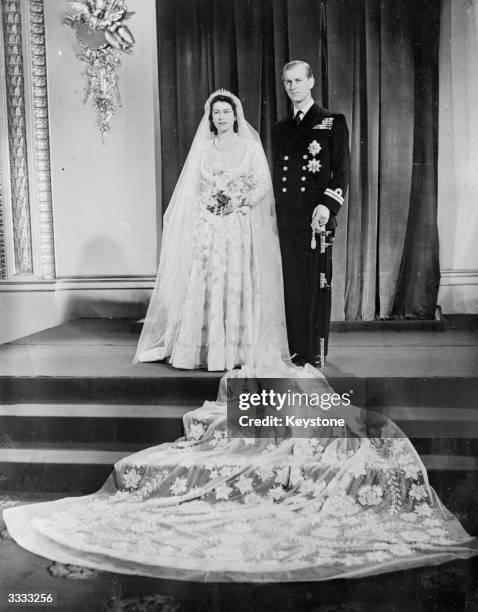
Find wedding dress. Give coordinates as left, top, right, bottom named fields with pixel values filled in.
left=3, top=92, right=477, bottom=582
left=134, top=92, right=288, bottom=370
left=156, top=138, right=269, bottom=370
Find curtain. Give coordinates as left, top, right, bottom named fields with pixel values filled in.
left=156, top=0, right=441, bottom=320
left=437, top=0, right=478, bottom=306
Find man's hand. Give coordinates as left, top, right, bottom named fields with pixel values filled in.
left=311, top=204, right=330, bottom=230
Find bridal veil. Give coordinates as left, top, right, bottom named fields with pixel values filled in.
left=134, top=90, right=290, bottom=368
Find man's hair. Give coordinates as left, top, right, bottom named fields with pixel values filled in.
left=282, top=60, right=313, bottom=80
left=208, top=94, right=238, bottom=135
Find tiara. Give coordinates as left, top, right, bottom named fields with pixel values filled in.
left=209, top=88, right=234, bottom=99
left=205, top=88, right=238, bottom=112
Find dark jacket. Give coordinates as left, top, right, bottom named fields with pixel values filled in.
left=272, top=103, right=350, bottom=231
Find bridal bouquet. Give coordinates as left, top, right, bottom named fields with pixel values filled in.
left=200, top=171, right=258, bottom=216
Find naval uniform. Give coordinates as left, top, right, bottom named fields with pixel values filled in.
left=272, top=103, right=350, bottom=362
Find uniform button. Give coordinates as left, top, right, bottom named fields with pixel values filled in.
left=283, top=166, right=288, bottom=171
left=302, top=166, right=306, bottom=170
left=300, top=187, right=306, bottom=192
left=283, top=155, right=289, bottom=160
left=282, top=187, right=287, bottom=192
left=301, top=176, right=306, bottom=181
left=282, top=177, right=287, bottom=182
left=303, top=155, right=308, bottom=159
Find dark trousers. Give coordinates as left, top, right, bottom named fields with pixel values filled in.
left=279, top=229, right=333, bottom=358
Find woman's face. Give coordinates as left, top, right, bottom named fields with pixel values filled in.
left=211, top=101, right=235, bottom=135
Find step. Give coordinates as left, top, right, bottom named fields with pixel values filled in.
left=1, top=449, right=477, bottom=470
left=0, top=404, right=190, bottom=447
left=1, top=404, right=477, bottom=447
left=1, top=376, right=477, bottom=408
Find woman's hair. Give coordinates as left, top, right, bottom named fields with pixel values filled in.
left=208, top=95, right=238, bottom=134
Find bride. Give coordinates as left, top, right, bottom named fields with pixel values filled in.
left=135, top=90, right=288, bottom=370
left=3, top=92, right=477, bottom=582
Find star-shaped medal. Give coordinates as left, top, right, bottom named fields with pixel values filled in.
left=308, top=140, right=322, bottom=156
left=307, top=159, right=322, bottom=174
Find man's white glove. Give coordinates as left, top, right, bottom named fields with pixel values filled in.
left=311, top=204, right=330, bottom=230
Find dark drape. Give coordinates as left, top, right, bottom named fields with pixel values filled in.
left=156, top=0, right=440, bottom=320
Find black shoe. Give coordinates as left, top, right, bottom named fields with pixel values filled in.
left=308, top=355, right=323, bottom=368
left=291, top=353, right=308, bottom=366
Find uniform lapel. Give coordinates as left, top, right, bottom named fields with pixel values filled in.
left=279, top=103, right=324, bottom=147
left=297, top=103, right=323, bottom=134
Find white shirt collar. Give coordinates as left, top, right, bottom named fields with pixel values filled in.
left=293, top=99, right=315, bottom=119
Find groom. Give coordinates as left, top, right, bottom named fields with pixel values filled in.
left=272, top=60, right=350, bottom=367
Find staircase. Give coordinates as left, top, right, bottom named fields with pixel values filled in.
left=0, top=318, right=477, bottom=536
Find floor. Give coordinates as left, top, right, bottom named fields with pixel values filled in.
left=1, top=318, right=477, bottom=379
left=0, top=318, right=477, bottom=611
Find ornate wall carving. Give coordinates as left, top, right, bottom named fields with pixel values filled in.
left=28, top=0, right=55, bottom=279
left=2, top=0, right=33, bottom=274
left=0, top=164, right=6, bottom=279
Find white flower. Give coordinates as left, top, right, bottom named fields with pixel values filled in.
left=189, top=422, right=206, bottom=441
left=219, top=466, right=237, bottom=478
left=275, top=466, right=290, bottom=486
left=307, top=159, right=322, bottom=174
left=401, top=530, right=430, bottom=543
left=235, top=474, right=254, bottom=495
left=346, top=462, right=367, bottom=478
left=308, top=140, right=322, bottom=156
left=214, top=483, right=232, bottom=501
left=322, top=494, right=358, bottom=516
left=402, top=463, right=421, bottom=480
left=341, top=554, right=363, bottom=567
left=255, top=466, right=275, bottom=482
left=243, top=493, right=261, bottom=505
left=122, top=468, right=142, bottom=490
left=415, top=504, right=433, bottom=517
left=409, top=484, right=428, bottom=501
left=423, top=518, right=442, bottom=527
left=427, top=527, right=448, bottom=537
left=400, top=512, right=418, bottom=523
left=170, top=477, right=188, bottom=496
left=213, top=430, right=224, bottom=441
left=357, top=484, right=383, bottom=506
left=299, top=479, right=316, bottom=496
left=268, top=486, right=286, bottom=501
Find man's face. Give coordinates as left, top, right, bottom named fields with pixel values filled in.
left=282, top=65, right=314, bottom=105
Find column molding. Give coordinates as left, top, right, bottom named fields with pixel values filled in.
left=0, top=0, right=55, bottom=280
left=27, top=0, right=55, bottom=279
left=1, top=0, right=33, bottom=275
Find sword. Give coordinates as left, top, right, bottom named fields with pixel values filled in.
left=319, top=231, right=326, bottom=367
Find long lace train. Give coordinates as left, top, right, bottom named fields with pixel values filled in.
left=4, top=367, right=477, bottom=582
